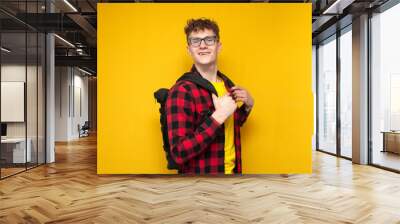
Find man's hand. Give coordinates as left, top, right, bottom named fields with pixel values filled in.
left=230, top=86, right=254, bottom=111
left=211, top=94, right=237, bottom=124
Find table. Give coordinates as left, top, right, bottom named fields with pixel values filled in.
left=381, top=131, right=400, bottom=154
left=1, top=138, right=32, bottom=163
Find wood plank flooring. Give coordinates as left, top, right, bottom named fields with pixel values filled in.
left=372, top=151, right=400, bottom=171
left=0, top=167, right=26, bottom=178
left=0, top=134, right=400, bottom=223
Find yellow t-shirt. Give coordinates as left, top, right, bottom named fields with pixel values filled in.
left=211, top=81, right=236, bottom=174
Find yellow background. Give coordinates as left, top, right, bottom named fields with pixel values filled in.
left=97, top=3, right=313, bottom=174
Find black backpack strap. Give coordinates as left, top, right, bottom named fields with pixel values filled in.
left=177, top=72, right=218, bottom=96
left=217, top=72, right=235, bottom=89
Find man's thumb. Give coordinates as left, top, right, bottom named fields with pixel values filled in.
left=211, top=94, right=217, bottom=102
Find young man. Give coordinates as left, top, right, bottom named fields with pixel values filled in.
left=166, top=18, right=254, bottom=174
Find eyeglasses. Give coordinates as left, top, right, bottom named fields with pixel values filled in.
left=188, top=36, right=218, bottom=47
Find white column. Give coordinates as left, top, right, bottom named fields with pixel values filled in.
left=46, top=32, right=55, bottom=163
left=45, top=0, right=55, bottom=163
left=352, top=14, right=369, bottom=164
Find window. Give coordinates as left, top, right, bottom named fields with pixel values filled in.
left=340, top=28, right=352, bottom=158
left=371, top=2, right=400, bottom=171
left=318, top=35, right=337, bottom=154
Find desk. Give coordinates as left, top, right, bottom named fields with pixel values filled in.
left=381, top=131, right=400, bottom=154
left=1, top=138, right=31, bottom=163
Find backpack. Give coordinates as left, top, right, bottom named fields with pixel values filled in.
left=153, top=72, right=219, bottom=170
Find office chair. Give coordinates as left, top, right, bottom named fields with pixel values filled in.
left=79, top=121, right=90, bottom=138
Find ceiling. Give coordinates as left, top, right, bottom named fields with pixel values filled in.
left=0, top=0, right=97, bottom=74
left=0, top=0, right=395, bottom=75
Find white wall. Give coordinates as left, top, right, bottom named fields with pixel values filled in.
left=55, top=67, right=89, bottom=141
left=1, top=65, right=39, bottom=137
left=72, top=72, right=89, bottom=138
left=1, top=65, right=26, bottom=134
left=55, top=67, right=70, bottom=141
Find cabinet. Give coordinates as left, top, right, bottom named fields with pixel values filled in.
left=382, top=132, right=400, bottom=154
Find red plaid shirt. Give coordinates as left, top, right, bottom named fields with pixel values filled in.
left=166, top=65, right=251, bottom=174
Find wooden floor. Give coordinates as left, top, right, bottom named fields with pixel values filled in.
left=0, top=167, right=26, bottom=178
left=1, top=135, right=400, bottom=223
left=1, top=163, right=44, bottom=178
left=373, top=150, right=400, bottom=171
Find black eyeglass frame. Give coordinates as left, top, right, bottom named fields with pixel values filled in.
left=187, top=35, right=218, bottom=47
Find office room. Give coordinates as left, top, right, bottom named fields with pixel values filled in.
left=1, top=0, right=400, bottom=223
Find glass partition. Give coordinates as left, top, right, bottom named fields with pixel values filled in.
left=0, top=1, right=46, bottom=179
left=339, top=27, right=352, bottom=158
left=1, top=30, right=28, bottom=177
left=371, top=3, right=400, bottom=171
left=317, top=35, right=337, bottom=155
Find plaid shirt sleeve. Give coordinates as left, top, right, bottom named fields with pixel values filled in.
left=166, top=82, right=221, bottom=165
left=236, top=104, right=251, bottom=127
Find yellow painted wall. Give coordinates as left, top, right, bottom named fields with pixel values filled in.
left=97, top=3, right=313, bottom=174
